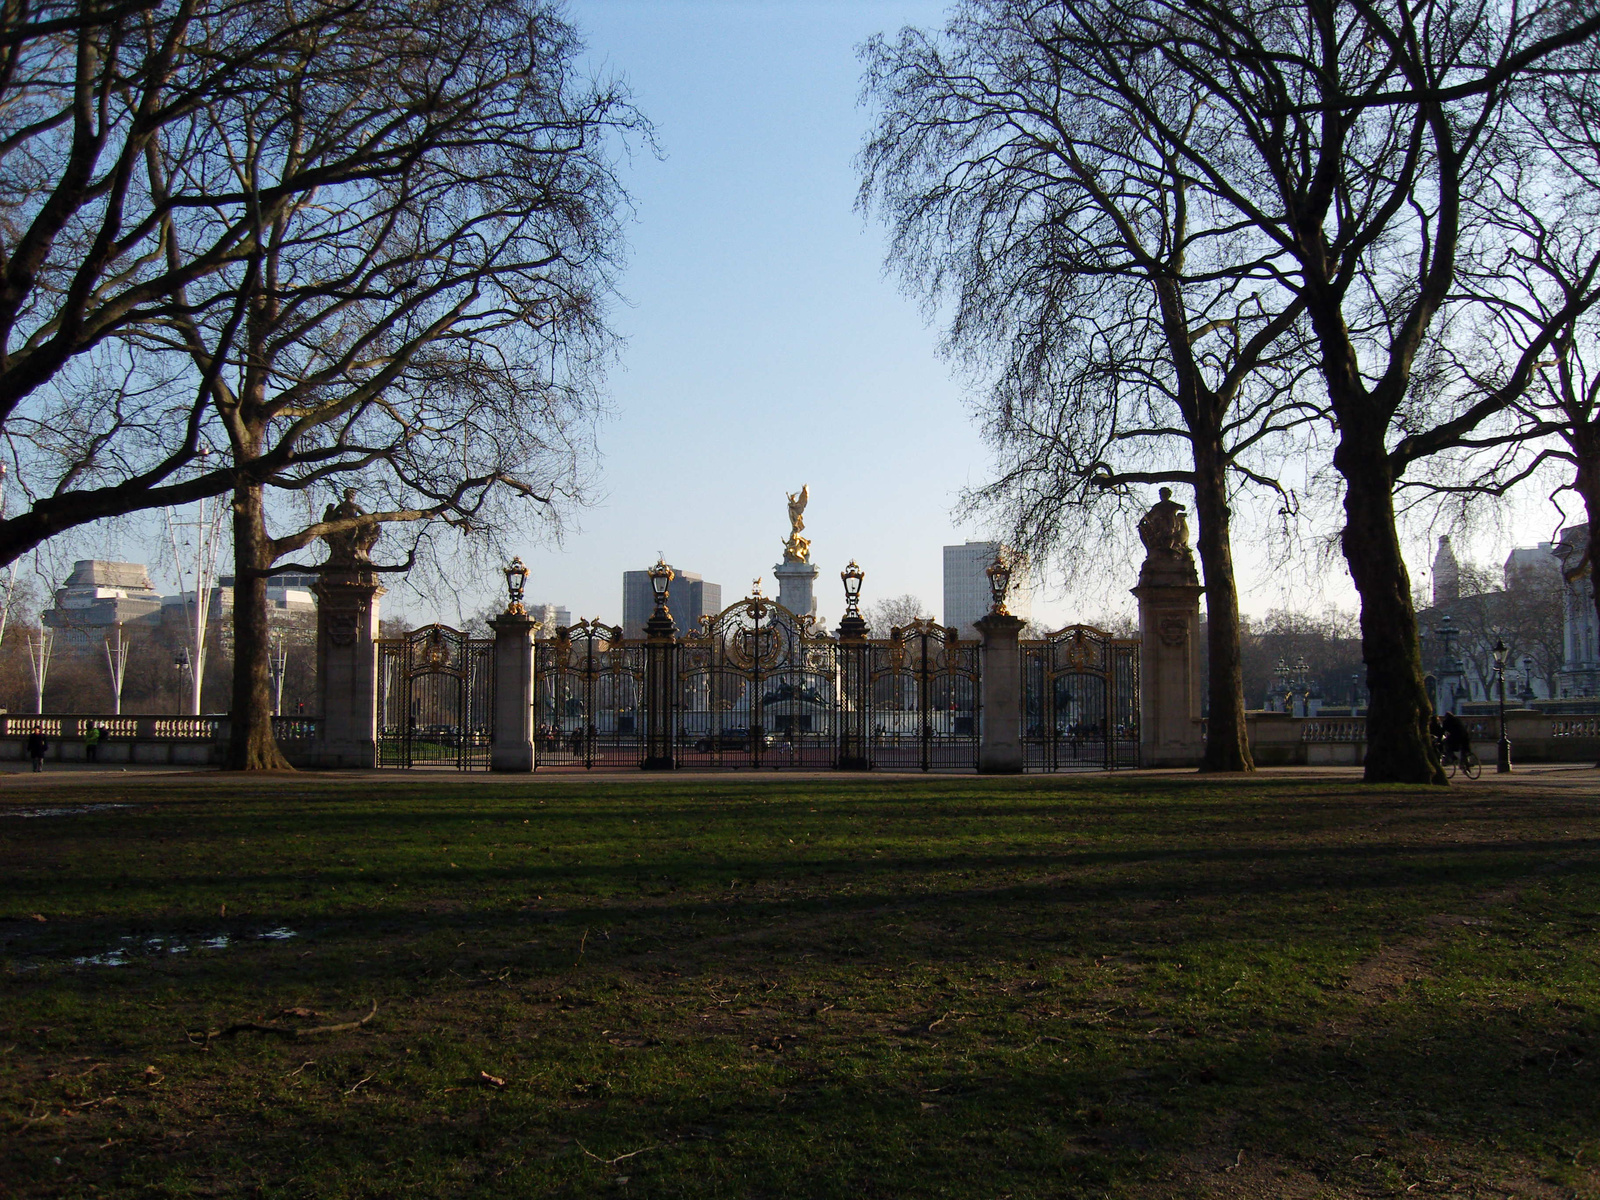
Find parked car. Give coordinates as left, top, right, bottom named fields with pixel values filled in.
left=693, top=728, right=775, bottom=752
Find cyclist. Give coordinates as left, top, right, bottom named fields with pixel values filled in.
left=1440, top=710, right=1471, bottom=765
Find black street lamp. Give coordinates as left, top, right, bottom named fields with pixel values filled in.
left=836, top=561, right=870, bottom=769
left=642, top=557, right=676, bottom=771
left=1521, top=655, right=1536, bottom=703
left=1493, top=637, right=1511, bottom=773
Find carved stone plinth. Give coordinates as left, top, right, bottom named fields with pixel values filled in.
left=309, top=575, right=384, bottom=768
left=773, top=559, right=818, bottom=622
left=490, top=610, right=537, bottom=772
left=976, top=611, right=1026, bottom=774
left=1132, top=558, right=1205, bottom=768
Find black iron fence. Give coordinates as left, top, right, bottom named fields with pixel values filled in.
left=378, top=601, right=1139, bottom=773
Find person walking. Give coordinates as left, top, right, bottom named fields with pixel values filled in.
left=26, top=730, right=47, bottom=772
left=84, top=723, right=101, bottom=763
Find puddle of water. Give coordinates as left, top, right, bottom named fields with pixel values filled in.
left=63, top=927, right=298, bottom=968
left=1, top=803, right=131, bottom=819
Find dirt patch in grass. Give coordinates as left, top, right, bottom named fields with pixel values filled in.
left=2, top=770, right=1599, bottom=1197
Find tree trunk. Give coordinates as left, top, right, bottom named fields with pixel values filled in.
left=1570, top=437, right=1600, bottom=768
left=1335, top=421, right=1444, bottom=784
left=227, top=477, right=292, bottom=770
left=1192, top=436, right=1253, bottom=771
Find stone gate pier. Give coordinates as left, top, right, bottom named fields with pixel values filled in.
left=1131, top=488, right=1205, bottom=767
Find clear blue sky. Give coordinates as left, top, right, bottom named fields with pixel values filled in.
left=494, top=0, right=1000, bottom=630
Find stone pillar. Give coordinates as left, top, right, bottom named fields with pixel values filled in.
left=311, top=575, right=384, bottom=768
left=977, top=611, right=1026, bottom=773
left=1131, top=488, right=1205, bottom=768
left=489, top=609, right=537, bottom=772
left=773, top=559, right=818, bottom=622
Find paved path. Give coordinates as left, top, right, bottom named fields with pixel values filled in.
left=0, top=761, right=1594, bottom=793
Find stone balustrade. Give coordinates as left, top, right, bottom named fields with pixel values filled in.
left=1247, top=709, right=1600, bottom=766
left=0, top=714, right=322, bottom=766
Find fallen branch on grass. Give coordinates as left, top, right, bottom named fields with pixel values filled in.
left=579, top=1142, right=662, bottom=1166
left=199, top=1000, right=378, bottom=1044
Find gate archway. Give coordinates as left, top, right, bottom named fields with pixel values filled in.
left=675, top=593, right=838, bottom=768
left=378, top=624, right=494, bottom=769
left=1022, top=625, right=1139, bottom=770
left=533, top=620, right=646, bottom=769
left=864, top=618, right=980, bottom=771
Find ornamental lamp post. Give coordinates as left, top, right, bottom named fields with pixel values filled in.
left=838, top=560, right=868, bottom=641
left=647, top=556, right=674, bottom=621
left=503, top=556, right=528, bottom=615
left=841, top=560, right=864, bottom=619
left=1521, top=655, right=1537, bottom=703
left=1493, top=637, right=1511, bottom=773
left=642, top=557, right=676, bottom=771
left=836, top=560, right=870, bottom=768
left=985, top=551, right=1013, bottom=615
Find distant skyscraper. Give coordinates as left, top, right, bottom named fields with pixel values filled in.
left=622, top=566, right=722, bottom=637
left=943, top=541, right=1032, bottom=639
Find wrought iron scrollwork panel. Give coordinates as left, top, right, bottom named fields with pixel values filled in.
left=533, top=620, right=646, bottom=769
left=377, top=624, right=494, bottom=770
left=1023, top=625, right=1139, bottom=771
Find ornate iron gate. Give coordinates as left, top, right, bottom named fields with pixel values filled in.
left=864, top=619, right=980, bottom=771
left=533, top=620, right=646, bottom=769
left=674, top=594, right=839, bottom=769
left=1022, top=625, right=1139, bottom=770
left=378, top=624, right=494, bottom=769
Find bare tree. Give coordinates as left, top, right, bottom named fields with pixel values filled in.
left=860, top=2, right=1321, bottom=773
left=1426, top=35, right=1600, bottom=672
left=1041, top=0, right=1600, bottom=782
left=125, top=0, right=639, bottom=767
left=864, top=592, right=932, bottom=637
left=0, top=0, right=412, bottom=554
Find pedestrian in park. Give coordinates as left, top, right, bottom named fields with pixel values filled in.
left=26, top=730, right=47, bottom=772
left=84, top=723, right=101, bottom=763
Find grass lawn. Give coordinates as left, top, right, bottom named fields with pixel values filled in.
left=3, top=769, right=1600, bottom=1198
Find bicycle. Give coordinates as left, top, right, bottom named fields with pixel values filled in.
left=1439, top=743, right=1482, bottom=779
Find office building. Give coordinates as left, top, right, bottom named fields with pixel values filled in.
left=622, top=566, right=722, bottom=637
left=943, top=541, right=1032, bottom=639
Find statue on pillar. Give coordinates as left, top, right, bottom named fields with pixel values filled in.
left=1137, top=487, right=1192, bottom=561
left=782, top=485, right=811, bottom=564
left=321, top=488, right=379, bottom=569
